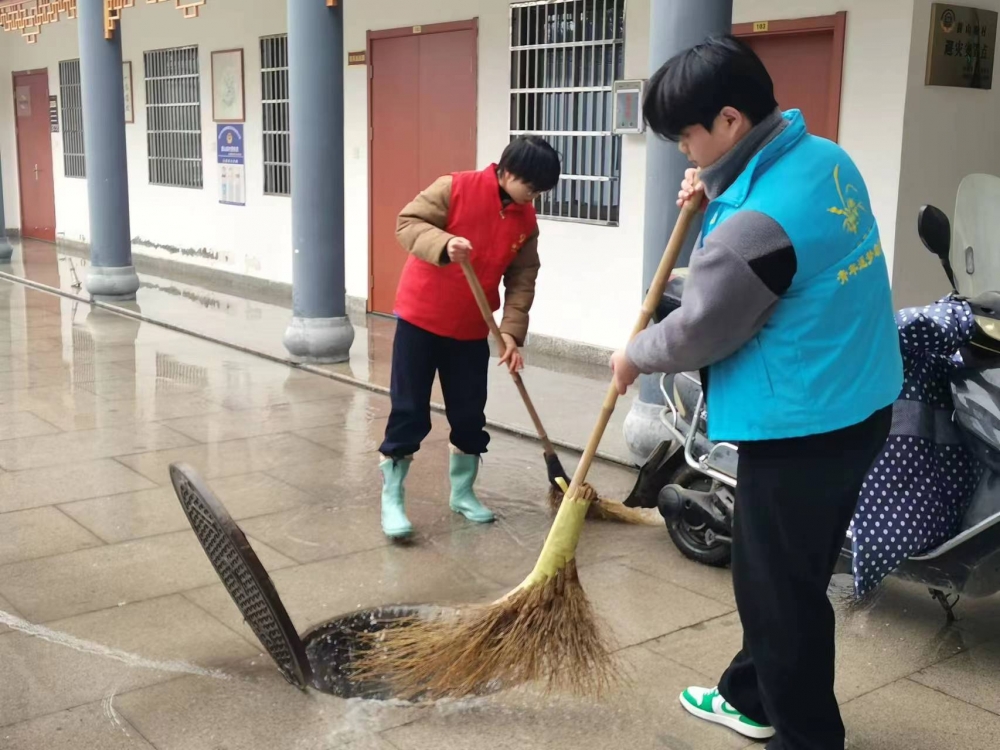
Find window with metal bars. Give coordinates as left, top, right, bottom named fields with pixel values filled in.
left=59, top=59, right=85, bottom=178
left=510, top=0, right=625, bottom=225
left=144, top=45, right=203, bottom=189
left=261, top=34, right=291, bottom=196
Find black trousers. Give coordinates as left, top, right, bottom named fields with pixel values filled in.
left=379, top=318, right=490, bottom=458
left=719, top=406, right=892, bottom=750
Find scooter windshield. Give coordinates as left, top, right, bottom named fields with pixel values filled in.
left=953, top=173, right=1000, bottom=340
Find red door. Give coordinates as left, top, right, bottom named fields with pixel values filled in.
left=368, top=22, right=478, bottom=315
left=736, top=14, right=846, bottom=142
left=13, top=70, right=57, bottom=242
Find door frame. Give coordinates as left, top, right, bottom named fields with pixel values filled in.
left=12, top=67, right=56, bottom=242
left=365, top=18, right=480, bottom=313
left=734, top=12, right=847, bottom=142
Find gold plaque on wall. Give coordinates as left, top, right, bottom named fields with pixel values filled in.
left=926, top=3, right=998, bottom=88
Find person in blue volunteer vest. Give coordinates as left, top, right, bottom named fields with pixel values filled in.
left=610, top=36, right=903, bottom=750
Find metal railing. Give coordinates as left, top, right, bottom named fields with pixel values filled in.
left=143, top=44, right=203, bottom=189
left=509, top=0, right=625, bottom=225
left=260, top=33, right=290, bottom=197
left=58, top=58, right=85, bottom=178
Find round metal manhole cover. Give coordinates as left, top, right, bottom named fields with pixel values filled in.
left=169, top=462, right=311, bottom=689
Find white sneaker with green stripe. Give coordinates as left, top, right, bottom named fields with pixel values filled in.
left=679, top=686, right=775, bottom=741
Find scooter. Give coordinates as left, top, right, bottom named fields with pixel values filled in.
left=624, top=174, right=1000, bottom=620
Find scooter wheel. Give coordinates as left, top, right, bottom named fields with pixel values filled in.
left=665, top=467, right=731, bottom=568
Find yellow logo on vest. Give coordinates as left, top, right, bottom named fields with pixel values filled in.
left=837, top=242, right=883, bottom=285
left=511, top=234, right=527, bottom=253
left=828, top=164, right=866, bottom=234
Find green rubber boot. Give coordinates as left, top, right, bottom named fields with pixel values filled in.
left=380, top=457, right=414, bottom=539
left=449, top=451, right=495, bottom=523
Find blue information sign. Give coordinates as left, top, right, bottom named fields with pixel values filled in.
left=217, top=124, right=245, bottom=206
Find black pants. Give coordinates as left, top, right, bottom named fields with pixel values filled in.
left=719, top=406, right=892, bottom=750
left=379, top=318, right=490, bottom=458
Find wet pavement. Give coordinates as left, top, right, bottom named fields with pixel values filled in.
left=0, top=240, right=633, bottom=464
left=0, top=247, right=998, bottom=749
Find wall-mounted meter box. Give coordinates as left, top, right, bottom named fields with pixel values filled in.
left=612, top=79, right=646, bottom=135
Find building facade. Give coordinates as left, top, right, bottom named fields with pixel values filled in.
left=0, top=0, right=992, bottom=352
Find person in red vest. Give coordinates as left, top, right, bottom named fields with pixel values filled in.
left=379, top=136, right=561, bottom=539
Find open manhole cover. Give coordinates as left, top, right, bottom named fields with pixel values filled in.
left=170, top=463, right=311, bottom=689
left=169, top=462, right=436, bottom=698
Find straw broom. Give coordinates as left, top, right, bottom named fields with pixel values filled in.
left=354, top=195, right=704, bottom=701
left=457, top=260, right=653, bottom=525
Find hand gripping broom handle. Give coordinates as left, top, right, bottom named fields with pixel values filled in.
left=458, top=259, right=558, bottom=455
left=566, top=193, right=705, bottom=500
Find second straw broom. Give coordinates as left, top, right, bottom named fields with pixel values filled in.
left=352, top=193, right=705, bottom=701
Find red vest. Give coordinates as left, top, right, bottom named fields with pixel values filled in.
left=394, top=165, right=538, bottom=340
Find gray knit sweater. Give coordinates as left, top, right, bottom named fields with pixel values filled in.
left=626, top=110, right=797, bottom=376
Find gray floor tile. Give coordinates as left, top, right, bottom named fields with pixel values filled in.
left=0, top=595, right=257, bottom=728
left=60, top=473, right=315, bottom=544
left=0, top=506, right=104, bottom=566
left=0, top=459, right=156, bottom=514
left=0, top=530, right=297, bottom=622
left=840, top=678, right=1000, bottom=750
left=0, top=702, right=154, bottom=750
left=116, top=432, right=343, bottom=485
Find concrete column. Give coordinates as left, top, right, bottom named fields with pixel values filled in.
left=0, top=150, right=13, bottom=262
left=623, top=0, right=732, bottom=464
left=77, top=0, right=139, bottom=300
left=282, top=0, right=355, bottom=363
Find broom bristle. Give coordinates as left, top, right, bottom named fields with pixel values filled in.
left=352, top=559, right=618, bottom=701
left=547, top=485, right=658, bottom=525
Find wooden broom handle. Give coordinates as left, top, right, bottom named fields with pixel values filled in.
left=567, top=192, right=705, bottom=498
left=458, top=259, right=557, bottom=455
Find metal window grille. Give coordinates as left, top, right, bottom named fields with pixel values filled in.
left=144, top=45, right=203, bottom=189
left=510, top=0, right=626, bottom=225
left=261, top=34, right=291, bottom=196
left=59, top=59, right=85, bottom=178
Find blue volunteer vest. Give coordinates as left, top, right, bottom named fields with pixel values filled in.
left=703, top=110, right=903, bottom=442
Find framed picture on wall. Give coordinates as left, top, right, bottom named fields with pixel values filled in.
left=211, top=48, right=245, bottom=123
left=123, top=61, right=134, bottom=123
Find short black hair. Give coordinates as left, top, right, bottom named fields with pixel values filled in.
left=498, top=135, right=561, bottom=192
left=643, top=35, right=778, bottom=141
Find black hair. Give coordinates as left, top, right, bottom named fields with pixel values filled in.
left=498, top=135, right=562, bottom=192
left=643, top=35, right=778, bottom=141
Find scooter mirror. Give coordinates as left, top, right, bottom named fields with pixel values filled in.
left=918, top=205, right=951, bottom=260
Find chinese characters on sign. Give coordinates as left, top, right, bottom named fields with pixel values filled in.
left=217, top=124, right=245, bottom=206
left=926, top=3, right=998, bottom=88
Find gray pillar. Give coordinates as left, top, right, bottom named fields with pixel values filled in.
left=0, top=150, right=12, bottom=262
left=623, top=0, right=732, bottom=464
left=77, top=0, right=139, bottom=301
left=282, top=0, right=355, bottom=363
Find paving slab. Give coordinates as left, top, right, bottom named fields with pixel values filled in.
left=383, top=646, right=744, bottom=750
left=0, top=702, right=154, bottom=750
left=116, top=432, right=343, bottom=485
left=0, top=459, right=156, bottom=514
left=60, top=472, right=316, bottom=544
left=649, top=579, right=983, bottom=704
left=0, top=530, right=297, bottom=622
left=0, top=507, right=104, bottom=566
left=910, top=635, right=1000, bottom=715
left=115, top=660, right=418, bottom=750
left=840, top=678, right=1000, bottom=750
left=0, top=595, right=255, bottom=728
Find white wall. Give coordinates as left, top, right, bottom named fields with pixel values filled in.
left=891, top=0, right=1000, bottom=307
left=733, top=0, right=915, bottom=273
